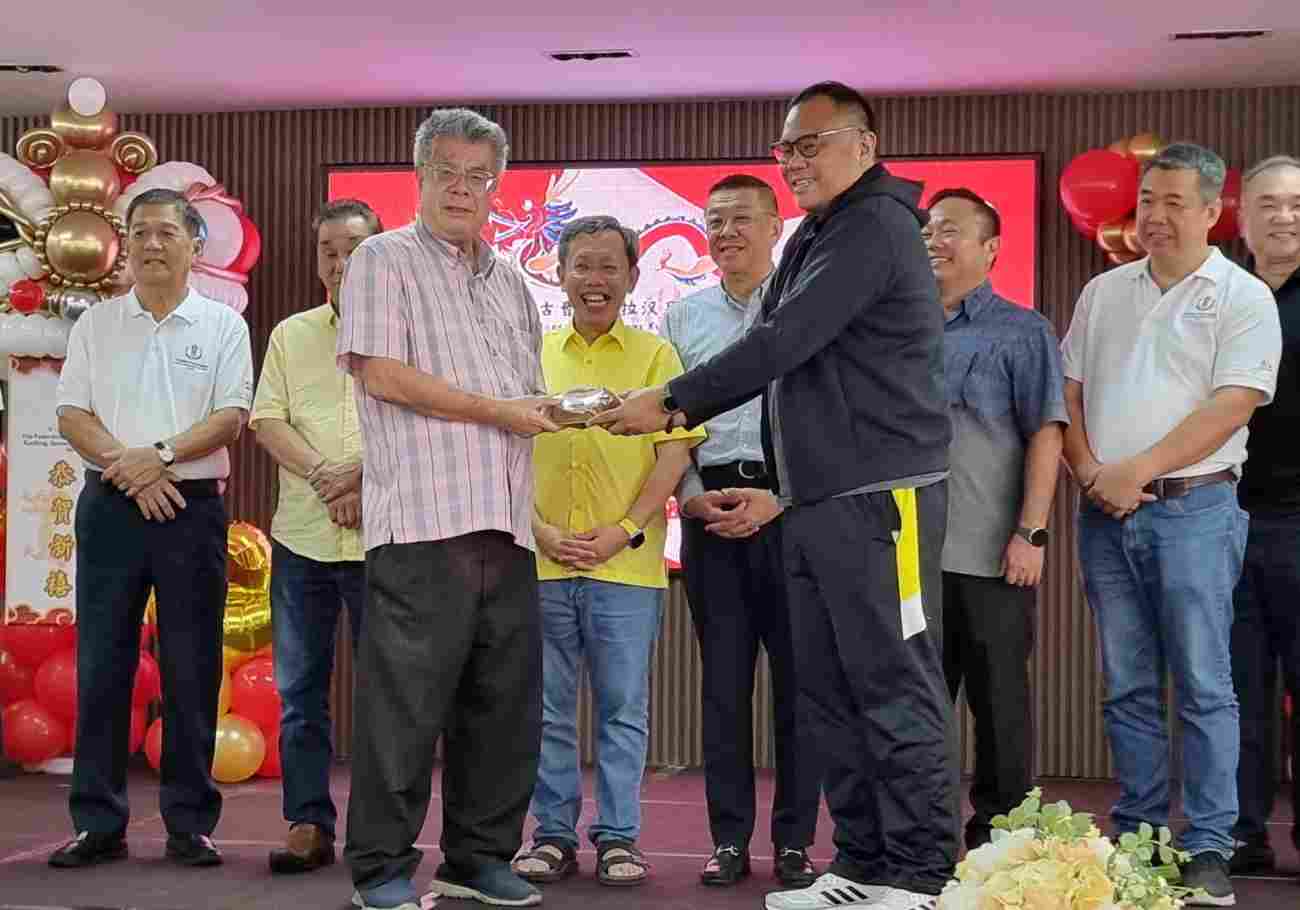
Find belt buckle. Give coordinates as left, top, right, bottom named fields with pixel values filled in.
left=1148, top=478, right=1166, bottom=499
left=737, top=461, right=760, bottom=480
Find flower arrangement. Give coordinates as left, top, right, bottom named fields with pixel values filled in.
left=938, top=788, right=1201, bottom=910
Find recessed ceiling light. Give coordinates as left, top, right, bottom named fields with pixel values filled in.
left=1170, top=28, right=1273, bottom=41
left=546, top=49, right=638, bottom=62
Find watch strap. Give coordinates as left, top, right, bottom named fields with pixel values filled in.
left=618, top=518, right=641, bottom=539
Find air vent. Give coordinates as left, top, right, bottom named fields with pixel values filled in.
left=1170, top=28, right=1272, bottom=41
left=0, top=64, right=64, bottom=73
left=546, top=49, right=637, bottom=62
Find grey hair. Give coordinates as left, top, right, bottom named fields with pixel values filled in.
left=1243, top=154, right=1300, bottom=187
left=557, top=215, right=641, bottom=270
left=1142, top=142, right=1226, bottom=205
left=126, top=188, right=207, bottom=242
left=412, top=108, right=509, bottom=173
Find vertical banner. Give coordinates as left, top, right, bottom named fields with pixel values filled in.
left=4, top=358, right=80, bottom=625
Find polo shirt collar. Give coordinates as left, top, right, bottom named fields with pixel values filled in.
left=127, top=287, right=202, bottom=324
left=1243, top=255, right=1300, bottom=298
left=563, top=317, right=627, bottom=351
left=954, top=280, right=996, bottom=320
left=1131, top=247, right=1229, bottom=286
left=721, top=269, right=775, bottom=311
left=416, top=217, right=495, bottom=276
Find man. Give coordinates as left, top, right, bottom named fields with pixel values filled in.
left=660, top=174, right=820, bottom=888
left=923, top=187, right=1067, bottom=849
left=338, top=108, right=560, bottom=910
left=50, top=187, right=253, bottom=869
left=596, top=81, right=958, bottom=910
left=512, top=215, right=702, bottom=887
left=1228, top=154, right=1300, bottom=878
left=251, top=198, right=381, bottom=874
left=1061, top=142, right=1281, bottom=907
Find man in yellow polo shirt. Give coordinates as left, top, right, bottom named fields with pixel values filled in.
left=250, top=198, right=380, bottom=876
left=514, top=215, right=703, bottom=888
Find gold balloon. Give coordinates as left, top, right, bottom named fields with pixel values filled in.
left=1126, top=132, right=1165, bottom=163
left=223, top=645, right=252, bottom=676
left=1122, top=218, right=1144, bottom=254
left=50, top=105, right=119, bottom=150
left=110, top=132, right=159, bottom=175
left=223, top=522, right=272, bottom=657
left=1107, top=251, right=1139, bottom=266
left=144, top=588, right=157, bottom=625
left=1096, top=220, right=1129, bottom=253
left=1107, top=138, right=1130, bottom=157
left=211, top=713, right=266, bottom=783
left=16, top=128, right=65, bottom=169
left=44, top=211, right=120, bottom=283
left=48, top=150, right=120, bottom=207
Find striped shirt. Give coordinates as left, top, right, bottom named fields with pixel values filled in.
left=336, top=219, right=545, bottom=552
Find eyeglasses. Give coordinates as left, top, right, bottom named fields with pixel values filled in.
left=769, top=126, right=866, bottom=163
left=423, top=162, right=499, bottom=194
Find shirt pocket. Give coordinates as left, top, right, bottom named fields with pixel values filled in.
left=961, top=349, right=1012, bottom=419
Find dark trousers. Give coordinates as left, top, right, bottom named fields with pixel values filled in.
left=70, top=473, right=227, bottom=836
left=345, top=531, right=542, bottom=892
left=1231, top=511, right=1300, bottom=850
left=270, top=540, right=365, bottom=839
left=942, top=571, right=1035, bottom=846
left=783, top=483, right=958, bottom=895
left=681, top=506, right=820, bottom=850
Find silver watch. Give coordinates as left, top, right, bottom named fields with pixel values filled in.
left=154, top=441, right=176, bottom=466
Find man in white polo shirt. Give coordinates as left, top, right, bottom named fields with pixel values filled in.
left=49, top=188, right=254, bottom=870
left=1061, top=143, right=1280, bottom=907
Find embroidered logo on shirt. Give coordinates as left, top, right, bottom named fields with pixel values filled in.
left=1184, top=295, right=1218, bottom=320
left=174, top=343, right=209, bottom=373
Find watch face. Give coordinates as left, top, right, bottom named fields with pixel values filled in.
left=1029, top=528, right=1049, bottom=547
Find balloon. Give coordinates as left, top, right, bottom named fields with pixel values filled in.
left=1060, top=150, right=1140, bottom=226
left=1096, top=220, right=1129, bottom=254
left=257, top=721, right=282, bottom=779
left=140, top=623, right=157, bottom=650
left=132, top=651, right=161, bottom=707
left=49, top=105, right=118, bottom=150
left=1210, top=167, right=1243, bottom=245
left=0, top=648, right=34, bottom=705
left=192, top=199, right=244, bottom=269
left=43, top=210, right=121, bottom=283
left=1107, top=251, right=1140, bottom=266
left=0, top=623, right=77, bottom=669
left=1107, top=138, right=1130, bottom=157
left=212, top=713, right=266, bottom=784
left=228, top=213, right=262, bottom=274
left=223, top=523, right=272, bottom=657
left=230, top=657, right=280, bottom=732
left=217, top=668, right=232, bottom=716
left=1122, top=218, right=1144, bottom=255
left=223, top=645, right=252, bottom=675
left=128, top=705, right=147, bottom=755
left=8, top=278, right=45, bottom=315
left=2, top=698, right=68, bottom=764
left=32, top=648, right=78, bottom=723
left=1126, top=132, right=1165, bottom=163
left=144, top=716, right=163, bottom=771
left=48, top=149, right=119, bottom=207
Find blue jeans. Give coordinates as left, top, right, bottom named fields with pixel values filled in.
left=1077, top=482, right=1247, bottom=857
left=531, top=578, right=664, bottom=848
left=271, top=540, right=366, bottom=838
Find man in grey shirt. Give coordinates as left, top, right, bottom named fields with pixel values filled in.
left=923, top=188, right=1067, bottom=849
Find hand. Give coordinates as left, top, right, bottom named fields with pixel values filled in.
left=328, top=490, right=362, bottom=529
left=1002, top=534, right=1045, bottom=587
left=681, top=490, right=744, bottom=523
left=572, top=525, right=631, bottom=567
left=132, top=475, right=187, bottom=522
left=535, top=521, right=602, bottom=569
left=706, top=487, right=783, bottom=539
left=589, top=386, right=669, bottom=436
left=310, top=458, right=361, bottom=503
left=1087, top=460, right=1157, bottom=519
left=494, top=396, right=562, bottom=437
left=102, top=446, right=166, bottom=496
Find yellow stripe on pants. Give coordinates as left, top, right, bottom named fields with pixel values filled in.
left=891, top=487, right=927, bottom=640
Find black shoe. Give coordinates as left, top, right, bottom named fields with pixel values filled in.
left=166, top=833, right=223, bottom=867
left=1227, top=838, right=1275, bottom=876
left=774, top=847, right=817, bottom=887
left=701, top=844, right=750, bottom=886
left=48, top=831, right=128, bottom=868
left=1181, top=852, right=1235, bottom=907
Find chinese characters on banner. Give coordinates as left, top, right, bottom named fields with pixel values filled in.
left=4, top=359, right=81, bottom=624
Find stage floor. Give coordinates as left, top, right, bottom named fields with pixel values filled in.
left=0, top=766, right=1295, bottom=909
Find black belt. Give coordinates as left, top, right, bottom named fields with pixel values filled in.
left=699, top=460, right=771, bottom=491
left=1142, top=470, right=1235, bottom=499
left=86, top=470, right=223, bottom=498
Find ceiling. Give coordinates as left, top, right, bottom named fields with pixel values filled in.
left=2, top=1, right=1298, bottom=115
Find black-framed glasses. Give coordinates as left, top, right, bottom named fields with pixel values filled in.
left=769, top=126, right=866, bottom=163
left=423, top=162, right=499, bottom=194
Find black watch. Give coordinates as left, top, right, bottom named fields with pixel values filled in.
left=1016, top=526, right=1049, bottom=548
left=662, top=391, right=679, bottom=414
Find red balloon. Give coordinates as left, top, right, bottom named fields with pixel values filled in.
left=139, top=623, right=157, bottom=650
left=0, top=648, right=34, bottom=705
left=1060, top=150, right=1140, bottom=226
left=132, top=651, right=161, bottom=707
left=1210, top=167, right=1243, bottom=244
left=144, top=717, right=164, bottom=772
left=2, top=698, right=68, bottom=764
left=257, top=720, right=282, bottom=778
left=32, top=648, right=78, bottom=723
left=230, top=657, right=280, bottom=732
left=128, top=705, right=147, bottom=755
left=228, top=213, right=262, bottom=274
left=7, top=279, right=46, bottom=315
left=0, top=624, right=77, bottom=669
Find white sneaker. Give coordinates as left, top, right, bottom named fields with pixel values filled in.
left=764, top=872, right=888, bottom=909
left=871, top=887, right=939, bottom=910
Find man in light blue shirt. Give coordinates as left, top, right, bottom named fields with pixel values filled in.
left=661, top=174, right=820, bottom=889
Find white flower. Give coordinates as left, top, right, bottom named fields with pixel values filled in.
left=937, top=880, right=981, bottom=910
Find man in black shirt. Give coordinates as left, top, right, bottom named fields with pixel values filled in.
left=1231, top=154, right=1300, bottom=877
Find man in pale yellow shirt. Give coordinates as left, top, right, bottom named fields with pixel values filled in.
left=250, top=198, right=380, bottom=875
left=514, top=216, right=703, bottom=888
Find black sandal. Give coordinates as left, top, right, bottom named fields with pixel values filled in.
left=511, top=839, right=578, bottom=884
left=596, top=839, right=649, bottom=887
left=701, top=843, right=751, bottom=886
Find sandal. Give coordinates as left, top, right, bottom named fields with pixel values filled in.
left=511, top=840, right=578, bottom=884
left=596, top=839, right=649, bottom=887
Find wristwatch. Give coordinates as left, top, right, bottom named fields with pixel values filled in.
left=618, top=518, right=646, bottom=550
left=1016, top=526, right=1049, bottom=547
left=662, top=390, right=680, bottom=414
left=154, top=441, right=176, bottom=466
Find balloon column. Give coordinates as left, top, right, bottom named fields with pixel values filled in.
left=1059, top=132, right=1243, bottom=266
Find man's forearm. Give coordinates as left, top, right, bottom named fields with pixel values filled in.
left=627, top=440, right=694, bottom=529
left=57, top=408, right=124, bottom=469
left=1130, top=387, right=1264, bottom=482
left=1062, top=380, right=1100, bottom=484
left=251, top=417, right=324, bottom=479
left=1019, top=423, right=1064, bottom=527
left=358, top=356, right=508, bottom=427
left=168, top=408, right=245, bottom=464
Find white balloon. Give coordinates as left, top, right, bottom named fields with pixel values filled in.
left=15, top=182, right=56, bottom=223
left=190, top=273, right=248, bottom=314
left=0, top=252, right=27, bottom=290
left=193, top=199, right=243, bottom=269
left=1, top=313, right=44, bottom=356
left=15, top=246, right=44, bottom=278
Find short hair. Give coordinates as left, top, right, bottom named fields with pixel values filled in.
left=1142, top=142, right=1226, bottom=205
left=312, top=198, right=383, bottom=237
left=1243, top=154, right=1300, bottom=188
left=708, top=174, right=779, bottom=213
left=556, top=215, right=640, bottom=270
left=928, top=187, right=1002, bottom=240
left=789, top=81, right=878, bottom=135
left=126, top=188, right=206, bottom=242
left=413, top=108, right=509, bottom=173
